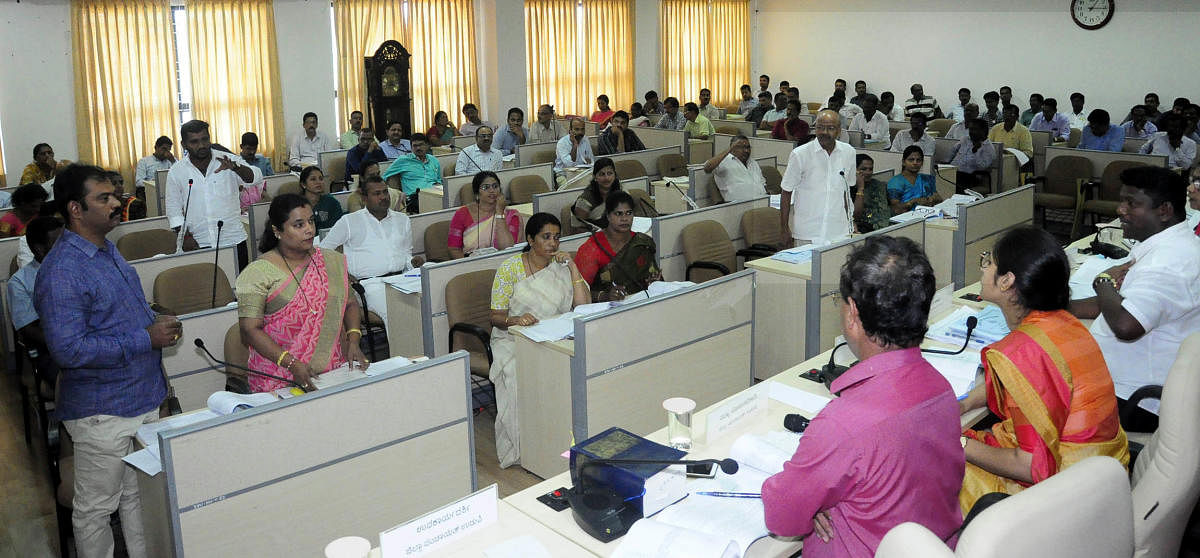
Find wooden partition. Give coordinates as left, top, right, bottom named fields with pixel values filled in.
left=1031, top=130, right=1053, bottom=175
left=532, top=177, right=650, bottom=220
left=1043, top=146, right=1167, bottom=179
left=1122, top=137, right=1149, bottom=153
left=263, top=173, right=300, bottom=199
left=158, top=352, right=474, bottom=557
left=604, top=145, right=683, bottom=181
left=419, top=234, right=590, bottom=356
left=317, top=149, right=348, bottom=186
left=711, top=119, right=756, bottom=137
left=441, top=163, right=555, bottom=209
left=129, top=246, right=239, bottom=305
left=805, top=219, right=925, bottom=357
left=451, top=135, right=476, bottom=150
left=690, top=156, right=776, bottom=207
left=160, top=306, right=239, bottom=412
left=651, top=196, right=769, bottom=281
left=952, top=185, right=1035, bottom=288
left=856, top=148, right=933, bottom=174
left=516, top=271, right=755, bottom=477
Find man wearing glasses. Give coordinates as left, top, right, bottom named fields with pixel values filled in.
left=454, top=126, right=503, bottom=176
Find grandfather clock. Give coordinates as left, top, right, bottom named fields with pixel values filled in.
left=364, top=40, right=412, bottom=141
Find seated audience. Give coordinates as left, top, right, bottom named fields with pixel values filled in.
left=319, top=176, right=422, bottom=326
left=879, top=91, right=904, bottom=121
left=628, top=102, right=650, bottom=127
left=1021, top=93, right=1043, bottom=127
left=105, top=171, right=145, bottom=222
left=21, top=143, right=67, bottom=185
left=758, top=93, right=788, bottom=131
left=887, top=145, right=941, bottom=213
left=1070, top=166, right=1200, bottom=432
left=528, top=104, right=564, bottom=143
left=903, top=83, right=943, bottom=119
left=683, top=102, right=716, bottom=140
left=999, top=85, right=1014, bottom=111
left=1121, top=105, right=1158, bottom=139
left=788, top=87, right=806, bottom=113
left=381, top=133, right=442, bottom=213
left=747, top=91, right=774, bottom=127
left=426, top=110, right=458, bottom=147
left=655, top=97, right=687, bottom=131
left=852, top=154, right=891, bottom=232
left=340, top=110, right=364, bottom=149
left=697, top=88, right=721, bottom=121
left=488, top=212, right=591, bottom=467
left=981, top=91, right=1002, bottom=128
left=8, top=217, right=62, bottom=356
left=454, top=126, right=503, bottom=176
left=554, top=118, right=594, bottom=172
left=990, top=104, right=1035, bottom=160
left=961, top=227, right=1129, bottom=514
left=849, top=80, right=869, bottom=107
left=759, top=74, right=771, bottom=93
left=762, top=235, right=963, bottom=555
left=379, top=121, right=413, bottom=159
left=772, top=100, right=810, bottom=142
left=597, top=112, right=645, bottom=155
left=572, top=157, right=622, bottom=231
left=135, top=136, right=176, bottom=183
left=849, top=94, right=889, bottom=146
left=703, top=135, right=767, bottom=202
left=239, top=132, right=275, bottom=177
left=1139, top=113, right=1198, bottom=169
left=945, top=103, right=980, bottom=141
left=459, top=103, right=496, bottom=138
left=946, top=87, right=975, bottom=123
left=288, top=112, right=334, bottom=170
left=947, top=119, right=996, bottom=192
left=0, top=183, right=49, bottom=237
left=494, top=107, right=529, bottom=156
left=827, top=94, right=860, bottom=129
left=1077, top=109, right=1126, bottom=152
left=345, top=127, right=386, bottom=182
left=1156, top=97, right=1191, bottom=129
left=590, top=95, right=616, bottom=127
left=297, top=166, right=343, bottom=230
left=642, top=90, right=664, bottom=115
left=236, top=194, right=366, bottom=392
left=1029, top=98, right=1071, bottom=141
left=1066, top=92, right=1088, bottom=129
left=782, top=80, right=794, bottom=95
left=1185, top=104, right=1200, bottom=144
left=574, top=190, right=661, bottom=302
left=448, top=171, right=521, bottom=259
left=889, top=112, right=935, bottom=156
left=737, top=84, right=757, bottom=117
left=1121, top=92, right=1161, bottom=125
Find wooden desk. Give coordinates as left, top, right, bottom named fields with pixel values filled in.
left=385, top=283, right=425, bottom=358
left=744, top=256, right=810, bottom=381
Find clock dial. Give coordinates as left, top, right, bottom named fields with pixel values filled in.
left=1071, top=0, right=1114, bottom=30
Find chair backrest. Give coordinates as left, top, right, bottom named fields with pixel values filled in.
left=741, top=207, right=782, bottom=248
left=716, top=126, right=740, bottom=135
left=1131, top=332, right=1200, bottom=558
left=459, top=182, right=476, bottom=205
left=680, top=220, right=736, bottom=283
left=152, top=262, right=235, bottom=315
left=627, top=188, right=656, bottom=218
left=277, top=180, right=301, bottom=196
left=444, top=268, right=497, bottom=362
left=1099, top=160, right=1143, bottom=201
left=509, top=175, right=550, bottom=204
left=1068, top=127, right=1082, bottom=148
left=531, top=151, right=556, bottom=165
left=1042, top=155, right=1093, bottom=197
left=927, top=118, right=955, bottom=137
left=707, top=178, right=726, bottom=205
left=442, top=160, right=456, bottom=177
left=423, top=220, right=452, bottom=262
left=325, top=155, right=348, bottom=189
left=875, top=523, right=955, bottom=558
left=614, top=159, right=648, bottom=181
left=116, top=228, right=178, bottom=261
left=560, top=205, right=583, bottom=236
left=656, top=153, right=687, bottom=178
left=761, top=165, right=783, bottom=195
left=222, top=323, right=249, bottom=380
left=956, top=456, right=1133, bottom=558
left=346, top=191, right=364, bottom=213
left=806, top=102, right=822, bottom=113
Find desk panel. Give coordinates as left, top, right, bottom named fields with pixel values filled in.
left=442, top=163, right=555, bottom=209
left=161, top=306, right=238, bottom=411
left=1043, top=146, right=1167, bottom=179
left=953, top=185, right=1034, bottom=288
left=651, top=197, right=769, bottom=281
left=603, top=146, right=682, bottom=181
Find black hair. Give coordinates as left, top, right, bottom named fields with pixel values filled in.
left=522, top=212, right=561, bottom=252
left=1003, top=103, right=1020, bottom=115
left=700, top=88, right=711, bottom=94
left=1042, top=98, right=1058, bottom=110
left=774, top=92, right=789, bottom=104
left=1030, top=93, right=1044, bottom=102
left=856, top=153, right=874, bottom=166
left=605, top=190, right=635, bottom=215
left=1174, top=97, right=1191, bottom=108
left=684, top=102, right=699, bottom=113
left=834, top=78, right=846, bottom=85
left=471, top=170, right=500, bottom=196
left=759, top=74, right=769, bottom=80
left=854, top=80, right=866, bottom=86
left=787, top=99, right=802, bottom=111
left=1070, top=92, right=1085, bottom=102
left=358, top=174, right=386, bottom=193
left=839, top=235, right=934, bottom=348
left=1161, top=112, right=1186, bottom=130
left=434, top=110, right=449, bottom=122
left=788, top=87, right=799, bottom=96
left=25, top=216, right=63, bottom=251
left=959, top=87, right=971, bottom=95
left=180, top=119, right=209, bottom=139
left=410, top=132, right=428, bottom=144
left=862, top=94, right=878, bottom=106
left=53, top=164, right=108, bottom=223
left=1119, top=165, right=1187, bottom=222
left=387, top=120, right=405, bottom=132
left=585, top=157, right=622, bottom=200
left=596, top=94, right=609, bottom=103
left=302, top=112, right=318, bottom=122
left=33, top=143, right=51, bottom=159
left=1146, top=92, right=1160, bottom=101
left=645, top=90, right=659, bottom=100
left=507, top=107, right=524, bottom=120
left=965, top=118, right=988, bottom=132
left=350, top=110, right=363, bottom=117
left=612, top=110, right=630, bottom=122
left=1087, top=109, right=1111, bottom=126
left=983, top=91, right=1000, bottom=102
left=101, top=170, right=124, bottom=186
left=155, top=136, right=173, bottom=148
left=991, top=226, right=1070, bottom=311
left=240, top=132, right=259, bottom=147
left=13, top=182, right=49, bottom=207
left=880, top=91, right=895, bottom=100
left=909, top=111, right=928, bottom=123
left=260, top=194, right=312, bottom=253
left=462, top=103, right=478, bottom=112
left=902, top=145, right=925, bottom=161
left=298, top=166, right=323, bottom=192
left=781, top=80, right=791, bottom=87
left=663, top=97, right=679, bottom=108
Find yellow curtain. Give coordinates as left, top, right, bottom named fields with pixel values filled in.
left=408, top=0, right=479, bottom=134
left=332, top=0, right=406, bottom=133
left=186, top=0, right=287, bottom=168
left=71, top=0, right=178, bottom=185
left=583, top=0, right=635, bottom=115
left=660, top=0, right=749, bottom=108
left=524, top=0, right=585, bottom=118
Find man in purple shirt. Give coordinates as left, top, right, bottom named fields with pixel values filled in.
left=1077, top=109, right=1126, bottom=152
left=1029, top=97, right=1072, bottom=141
left=35, top=164, right=183, bottom=558
left=762, top=235, right=964, bottom=558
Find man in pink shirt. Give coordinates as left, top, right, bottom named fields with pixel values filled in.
left=762, top=235, right=965, bottom=557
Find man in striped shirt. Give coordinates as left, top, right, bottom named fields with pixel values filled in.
left=903, top=83, right=943, bottom=120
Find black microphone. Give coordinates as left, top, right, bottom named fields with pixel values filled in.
left=194, top=338, right=305, bottom=389
left=783, top=413, right=810, bottom=433
left=923, top=316, right=978, bottom=355
left=667, top=180, right=698, bottom=210
left=211, top=220, right=223, bottom=309
left=1086, top=223, right=1129, bottom=259
left=177, top=178, right=194, bottom=252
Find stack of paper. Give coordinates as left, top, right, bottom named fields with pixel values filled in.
left=769, top=245, right=816, bottom=265
left=206, top=391, right=277, bottom=415
left=1069, top=253, right=1130, bottom=300
left=632, top=217, right=653, bottom=233
left=381, top=269, right=423, bottom=294
left=646, top=281, right=695, bottom=297
left=931, top=193, right=982, bottom=217
left=926, top=305, right=1009, bottom=351
left=923, top=352, right=982, bottom=399
left=125, top=410, right=221, bottom=475
left=889, top=206, right=942, bottom=223
left=517, top=314, right=578, bottom=342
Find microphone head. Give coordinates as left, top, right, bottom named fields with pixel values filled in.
left=193, top=338, right=204, bottom=348
left=965, top=316, right=978, bottom=329
left=783, top=413, right=810, bottom=433
left=717, top=458, right=739, bottom=474
left=216, top=220, right=224, bottom=228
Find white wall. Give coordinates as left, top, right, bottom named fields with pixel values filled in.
left=273, top=0, right=337, bottom=142
left=633, top=0, right=661, bottom=98
left=758, top=0, right=1200, bottom=119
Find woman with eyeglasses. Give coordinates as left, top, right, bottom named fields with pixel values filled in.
left=958, top=226, right=1128, bottom=515
left=447, top=171, right=522, bottom=259
left=573, top=190, right=662, bottom=301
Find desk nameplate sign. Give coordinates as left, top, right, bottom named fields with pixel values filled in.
left=380, top=484, right=499, bottom=557
left=704, top=383, right=767, bottom=444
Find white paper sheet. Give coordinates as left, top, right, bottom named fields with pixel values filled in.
left=923, top=352, right=982, bottom=399
left=135, top=409, right=219, bottom=447
left=206, top=391, right=277, bottom=415
left=632, top=217, right=652, bottom=233
left=769, top=245, right=816, bottom=265
left=517, top=314, right=577, bottom=342
left=768, top=382, right=832, bottom=414
left=1069, top=253, right=1131, bottom=300
left=123, top=444, right=162, bottom=476
left=484, top=535, right=553, bottom=558
left=381, top=269, right=423, bottom=293
left=365, top=356, right=413, bottom=376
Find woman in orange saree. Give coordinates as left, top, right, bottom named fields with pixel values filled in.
left=959, top=227, right=1129, bottom=514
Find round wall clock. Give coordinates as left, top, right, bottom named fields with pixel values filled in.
left=1071, top=0, right=1114, bottom=30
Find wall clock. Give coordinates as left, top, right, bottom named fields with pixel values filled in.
left=1071, top=0, right=1114, bottom=30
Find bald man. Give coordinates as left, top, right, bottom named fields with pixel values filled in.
left=780, top=110, right=857, bottom=246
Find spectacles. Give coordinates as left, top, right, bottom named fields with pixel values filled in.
left=479, top=183, right=500, bottom=191
left=978, top=251, right=993, bottom=269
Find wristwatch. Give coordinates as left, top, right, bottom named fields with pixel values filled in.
left=1093, top=272, right=1115, bottom=289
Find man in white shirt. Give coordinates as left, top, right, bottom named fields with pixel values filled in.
left=1070, top=166, right=1200, bottom=432
left=528, top=104, right=564, bottom=143
left=779, top=110, right=856, bottom=246
left=697, top=88, right=722, bottom=121
left=166, top=119, right=262, bottom=267
left=826, top=94, right=861, bottom=129
left=554, top=118, right=594, bottom=172
left=320, top=175, right=423, bottom=329
left=459, top=103, right=496, bottom=138
left=849, top=94, right=889, bottom=146
left=946, top=88, right=976, bottom=123
left=879, top=91, right=905, bottom=121
left=287, top=112, right=334, bottom=170
left=135, top=136, right=175, bottom=184
left=945, top=104, right=980, bottom=141
left=889, top=112, right=936, bottom=156
left=1066, top=92, right=1089, bottom=130
left=1139, top=113, right=1197, bottom=169
left=703, top=134, right=767, bottom=203
left=758, top=93, right=789, bottom=131
left=455, top=126, right=503, bottom=175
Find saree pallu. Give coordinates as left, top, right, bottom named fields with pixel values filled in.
left=490, top=260, right=574, bottom=468
left=960, top=310, right=1129, bottom=513
left=247, top=249, right=349, bottom=392
left=590, top=232, right=660, bottom=300
left=463, top=209, right=520, bottom=255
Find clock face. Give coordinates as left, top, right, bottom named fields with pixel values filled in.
left=1071, top=0, right=1114, bottom=30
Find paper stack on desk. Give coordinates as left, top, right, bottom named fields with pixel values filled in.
left=926, top=305, right=1009, bottom=351
left=769, top=245, right=816, bottom=265
left=381, top=268, right=423, bottom=294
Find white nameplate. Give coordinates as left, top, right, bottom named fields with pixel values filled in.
left=930, top=283, right=954, bottom=320
left=380, top=484, right=499, bottom=557
left=705, top=384, right=767, bottom=443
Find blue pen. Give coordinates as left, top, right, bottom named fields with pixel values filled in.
left=695, top=491, right=761, bottom=499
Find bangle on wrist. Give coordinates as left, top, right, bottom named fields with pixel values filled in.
left=276, top=350, right=290, bottom=366
left=347, top=328, right=362, bottom=337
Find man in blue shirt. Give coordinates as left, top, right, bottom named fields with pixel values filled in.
left=345, top=127, right=387, bottom=182
left=238, top=132, right=275, bottom=177
left=1077, top=109, right=1126, bottom=152
left=35, top=164, right=182, bottom=558
left=493, top=107, right=529, bottom=156
left=382, top=133, right=442, bottom=214
left=8, top=217, right=62, bottom=379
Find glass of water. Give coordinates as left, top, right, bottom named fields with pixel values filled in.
left=663, top=397, right=697, bottom=451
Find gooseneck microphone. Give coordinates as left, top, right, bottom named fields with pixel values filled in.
left=579, top=457, right=738, bottom=475
left=176, top=178, right=193, bottom=253
left=211, top=220, right=224, bottom=309
left=194, top=338, right=305, bottom=389
left=923, top=316, right=978, bottom=356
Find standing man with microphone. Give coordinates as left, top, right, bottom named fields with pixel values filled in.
left=779, top=110, right=857, bottom=247
left=35, top=164, right=183, bottom=558
left=167, top=119, right=262, bottom=269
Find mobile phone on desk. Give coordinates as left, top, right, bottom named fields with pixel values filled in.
left=686, top=462, right=717, bottom=478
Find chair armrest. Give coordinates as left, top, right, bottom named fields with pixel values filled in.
left=747, top=243, right=779, bottom=253
left=1120, top=384, right=1163, bottom=427
left=449, top=322, right=493, bottom=366
left=686, top=261, right=730, bottom=282
left=1080, top=179, right=1102, bottom=200
left=736, top=247, right=777, bottom=262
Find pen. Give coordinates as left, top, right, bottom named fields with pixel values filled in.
left=695, top=491, right=761, bottom=499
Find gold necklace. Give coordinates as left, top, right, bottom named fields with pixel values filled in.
left=281, top=250, right=319, bottom=316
